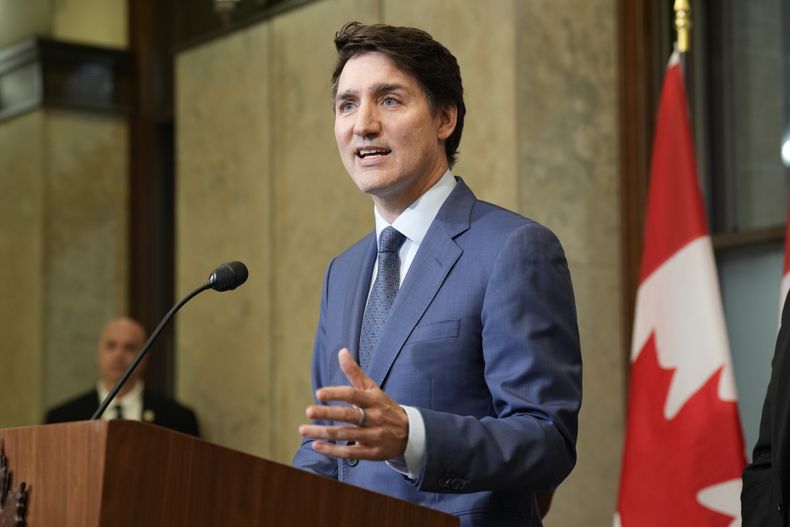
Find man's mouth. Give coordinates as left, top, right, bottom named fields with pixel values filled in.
left=355, top=147, right=391, bottom=159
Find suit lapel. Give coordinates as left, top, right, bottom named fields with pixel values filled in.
left=331, top=233, right=377, bottom=388
left=366, top=179, right=475, bottom=387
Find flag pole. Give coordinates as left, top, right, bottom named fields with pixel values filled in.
left=673, top=0, right=691, bottom=97
left=674, top=0, right=691, bottom=73
left=674, top=0, right=691, bottom=52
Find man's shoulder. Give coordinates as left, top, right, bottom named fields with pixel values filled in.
left=143, top=391, right=200, bottom=437
left=466, top=197, right=562, bottom=247
left=445, top=178, right=559, bottom=242
left=144, top=391, right=196, bottom=415
left=333, top=231, right=375, bottom=265
left=45, top=389, right=99, bottom=423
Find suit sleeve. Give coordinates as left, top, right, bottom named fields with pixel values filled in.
left=292, top=259, right=339, bottom=479
left=742, top=375, right=775, bottom=525
left=181, top=407, right=201, bottom=438
left=417, top=223, right=582, bottom=493
left=741, top=293, right=790, bottom=524
left=44, top=408, right=60, bottom=424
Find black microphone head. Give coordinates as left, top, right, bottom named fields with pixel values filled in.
left=207, top=261, right=248, bottom=291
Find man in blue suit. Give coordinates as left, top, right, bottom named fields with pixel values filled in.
left=294, top=22, right=582, bottom=526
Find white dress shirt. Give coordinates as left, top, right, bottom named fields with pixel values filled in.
left=97, top=380, right=145, bottom=421
left=370, top=169, right=457, bottom=479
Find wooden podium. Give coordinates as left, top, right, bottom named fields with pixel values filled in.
left=0, top=421, right=458, bottom=526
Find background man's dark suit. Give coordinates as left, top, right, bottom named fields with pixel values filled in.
left=45, top=389, right=200, bottom=437
left=742, top=292, right=790, bottom=526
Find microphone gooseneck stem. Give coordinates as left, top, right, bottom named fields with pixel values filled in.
left=91, top=282, right=212, bottom=421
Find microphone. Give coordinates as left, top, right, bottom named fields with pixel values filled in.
left=207, top=260, right=248, bottom=291
left=91, top=261, right=249, bottom=421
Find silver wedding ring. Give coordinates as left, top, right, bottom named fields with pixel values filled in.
left=354, top=405, right=366, bottom=427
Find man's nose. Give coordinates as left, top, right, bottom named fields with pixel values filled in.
left=353, top=101, right=381, bottom=138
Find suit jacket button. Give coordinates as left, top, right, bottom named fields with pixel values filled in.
left=346, top=458, right=358, bottom=467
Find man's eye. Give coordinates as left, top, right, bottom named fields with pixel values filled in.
left=382, top=97, right=398, bottom=107
left=338, top=101, right=354, bottom=112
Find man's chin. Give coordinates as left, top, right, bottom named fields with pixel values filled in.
left=105, top=374, right=131, bottom=388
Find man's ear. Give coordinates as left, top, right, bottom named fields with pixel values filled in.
left=436, top=104, right=457, bottom=141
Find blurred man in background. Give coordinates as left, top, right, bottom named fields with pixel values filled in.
left=45, top=316, right=199, bottom=437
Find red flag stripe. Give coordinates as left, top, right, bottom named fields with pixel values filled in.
left=639, top=58, right=709, bottom=282
left=617, top=51, right=746, bottom=526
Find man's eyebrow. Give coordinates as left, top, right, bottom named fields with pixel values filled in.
left=335, top=83, right=408, bottom=103
left=369, top=82, right=407, bottom=95
left=335, top=89, right=358, bottom=103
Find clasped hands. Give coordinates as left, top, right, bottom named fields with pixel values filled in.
left=299, top=348, right=409, bottom=461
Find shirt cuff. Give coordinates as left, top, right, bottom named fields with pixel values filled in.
left=385, top=405, right=426, bottom=480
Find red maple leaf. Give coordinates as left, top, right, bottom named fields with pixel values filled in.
left=617, top=334, right=746, bottom=526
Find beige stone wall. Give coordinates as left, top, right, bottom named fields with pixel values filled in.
left=52, top=0, right=128, bottom=48
left=176, top=23, right=275, bottom=457
left=0, top=111, right=45, bottom=427
left=0, top=0, right=126, bottom=49
left=384, top=0, right=519, bottom=210
left=176, top=0, right=622, bottom=523
left=0, top=0, right=129, bottom=429
left=176, top=0, right=378, bottom=461
left=0, top=110, right=128, bottom=426
left=0, top=0, right=52, bottom=48
left=516, top=2, right=622, bottom=525
left=41, top=111, right=129, bottom=409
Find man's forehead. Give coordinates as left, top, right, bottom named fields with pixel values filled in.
left=337, top=53, right=417, bottom=85
left=100, top=319, right=145, bottom=342
left=336, top=61, right=429, bottom=108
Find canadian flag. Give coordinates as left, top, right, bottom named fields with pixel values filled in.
left=615, top=52, right=746, bottom=526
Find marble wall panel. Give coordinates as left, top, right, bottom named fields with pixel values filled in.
left=42, top=110, right=129, bottom=409
left=176, top=24, right=273, bottom=457
left=0, top=0, right=51, bottom=48
left=52, top=0, right=127, bottom=48
left=0, top=111, right=44, bottom=427
left=516, top=1, right=622, bottom=525
left=268, top=0, right=379, bottom=464
left=384, top=0, right=519, bottom=210
left=0, top=112, right=127, bottom=428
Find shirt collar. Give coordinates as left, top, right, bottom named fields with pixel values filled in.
left=97, top=379, right=144, bottom=407
left=374, top=169, right=457, bottom=245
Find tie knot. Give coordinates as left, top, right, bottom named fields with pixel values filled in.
left=378, top=227, right=406, bottom=253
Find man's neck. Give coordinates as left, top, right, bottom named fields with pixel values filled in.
left=102, top=379, right=138, bottom=399
left=372, top=167, right=448, bottom=224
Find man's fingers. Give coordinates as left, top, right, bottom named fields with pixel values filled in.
left=311, top=440, right=385, bottom=461
left=299, top=424, right=377, bottom=443
left=314, top=386, right=368, bottom=406
left=306, top=402, right=367, bottom=425
left=338, top=348, right=374, bottom=390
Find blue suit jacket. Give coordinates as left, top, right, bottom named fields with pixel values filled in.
left=293, top=179, right=582, bottom=526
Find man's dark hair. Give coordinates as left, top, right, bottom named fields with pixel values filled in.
left=332, top=22, right=466, bottom=168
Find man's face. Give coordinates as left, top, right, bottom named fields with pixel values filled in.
left=334, top=53, right=456, bottom=215
left=96, top=318, right=146, bottom=390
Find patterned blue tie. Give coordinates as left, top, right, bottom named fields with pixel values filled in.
left=359, top=227, right=407, bottom=370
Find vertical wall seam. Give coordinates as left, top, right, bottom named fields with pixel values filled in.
left=514, top=0, right=525, bottom=215
left=40, top=111, right=49, bottom=415
left=266, top=21, right=278, bottom=458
